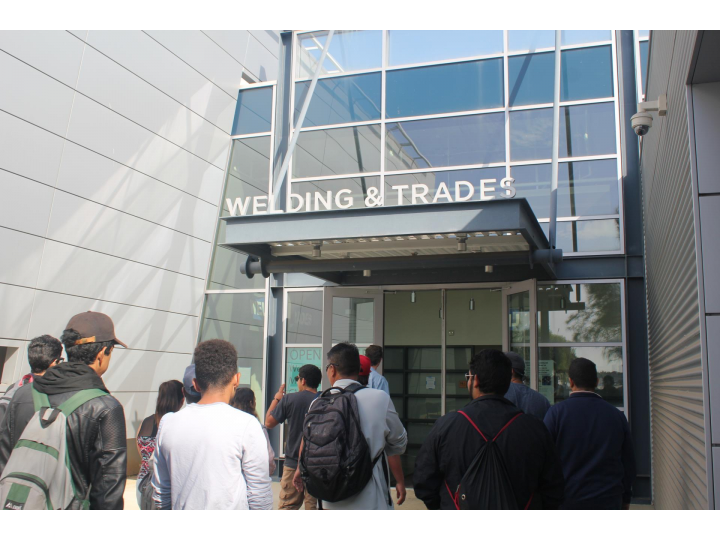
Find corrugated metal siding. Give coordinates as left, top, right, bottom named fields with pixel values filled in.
left=640, top=30, right=709, bottom=509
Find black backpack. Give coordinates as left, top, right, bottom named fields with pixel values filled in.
left=299, top=384, right=388, bottom=503
left=445, top=410, right=533, bottom=510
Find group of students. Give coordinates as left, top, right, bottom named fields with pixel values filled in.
left=0, top=308, right=636, bottom=511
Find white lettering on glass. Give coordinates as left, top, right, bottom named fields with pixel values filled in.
left=412, top=184, right=430, bottom=205
left=480, top=179, right=496, bottom=201
left=335, top=189, right=353, bottom=209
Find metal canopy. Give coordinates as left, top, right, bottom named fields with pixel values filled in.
left=221, top=199, right=562, bottom=285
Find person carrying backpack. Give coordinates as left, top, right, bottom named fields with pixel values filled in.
left=292, top=342, right=407, bottom=510
left=0, top=312, right=128, bottom=510
left=413, top=349, right=564, bottom=510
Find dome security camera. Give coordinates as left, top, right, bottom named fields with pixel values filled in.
left=631, top=112, right=653, bottom=136
left=632, top=95, right=667, bottom=137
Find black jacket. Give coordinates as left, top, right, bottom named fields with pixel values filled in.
left=413, top=395, right=564, bottom=509
left=0, top=363, right=127, bottom=509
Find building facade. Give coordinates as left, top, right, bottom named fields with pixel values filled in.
left=2, top=29, right=717, bottom=509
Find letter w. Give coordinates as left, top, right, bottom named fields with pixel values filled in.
left=226, top=197, right=252, bottom=216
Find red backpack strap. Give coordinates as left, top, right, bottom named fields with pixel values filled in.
left=492, top=412, right=523, bottom=442
left=457, top=410, right=488, bottom=442
left=445, top=481, right=460, bottom=510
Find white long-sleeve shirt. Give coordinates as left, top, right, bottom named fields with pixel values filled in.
left=152, top=402, right=272, bottom=510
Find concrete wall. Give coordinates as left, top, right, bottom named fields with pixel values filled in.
left=0, top=30, right=279, bottom=471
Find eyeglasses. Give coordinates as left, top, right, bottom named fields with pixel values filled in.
left=325, top=363, right=339, bottom=372
left=294, top=375, right=300, bottom=382
left=465, top=372, right=475, bottom=384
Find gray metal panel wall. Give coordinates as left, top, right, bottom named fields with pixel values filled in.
left=640, top=30, right=708, bottom=509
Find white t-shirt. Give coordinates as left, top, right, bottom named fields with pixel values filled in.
left=152, top=402, right=273, bottom=510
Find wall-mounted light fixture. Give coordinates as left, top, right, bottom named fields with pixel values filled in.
left=411, top=291, right=416, bottom=303
left=457, top=234, right=467, bottom=252
left=485, top=265, right=494, bottom=273
left=469, top=297, right=475, bottom=311
left=363, top=269, right=371, bottom=277
left=312, top=244, right=321, bottom=258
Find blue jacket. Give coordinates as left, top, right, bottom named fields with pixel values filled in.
left=544, top=392, right=636, bottom=508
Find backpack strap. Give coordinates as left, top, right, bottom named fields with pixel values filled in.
left=457, top=410, right=488, bottom=442
left=457, top=410, right=523, bottom=443
left=58, top=389, right=108, bottom=417
left=31, top=385, right=51, bottom=412
left=492, top=413, right=523, bottom=442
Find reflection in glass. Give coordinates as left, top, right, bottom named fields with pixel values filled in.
left=386, top=59, right=504, bottom=118
left=508, top=52, right=554, bottom=106
left=542, top=219, right=621, bottom=253
left=511, top=159, right=619, bottom=219
left=385, top=167, right=505, bottom=207
left=408, top=348, right=441, bottom=370
left=293, top=125, right=381, bottom=178
left=638, top=31, right=650, bottom=39
left=296, top=30, right=382, bottom=79
left=233, top=87, right=273, bottom=136
left=208, top=138, right=270, bottom=290
left=561, top=30, right=612, bottom=46
left=295, top=73, right=381, bottom=128
left=332, top=297, right=375, bottom=345
left=538, top=346, right=624, bottom=406
left=386, top=114, right=505, bottom=171
left=560, top=103, right=617, bottom=157
left=561, top=46, right=614, bottom=101
left=286, top=291, right=323, bottom=344
left=538, top=282, right=622, bottom=343
left=290, top=176, right=381, bottom=212
left=408, top=397, right=442, bottom=419
left=508, top=30, right=554, bottom=52
left=199, top=293, right=265, bottom=412
left=639, top=41, right=649, bottom=95
left=388, top=30, right=503, bottom=66
left=510, top=108, right=553, bottom=161
left=507, top=290, right=533, bottom=388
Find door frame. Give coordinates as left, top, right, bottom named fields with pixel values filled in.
left=322, top=287, right=384, bottom=390
left=502, top=278, right=538, bottom=390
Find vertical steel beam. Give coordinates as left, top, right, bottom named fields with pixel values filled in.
left=548, top=30, right=562, bottom=249
left=271, top=30, right=335, bottom=202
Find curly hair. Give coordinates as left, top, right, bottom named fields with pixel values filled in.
left=193, top=339, right=238, bottom=392
left=27, top=335, right=63, bottom=373
left=60, top=329, right=114, bottom=366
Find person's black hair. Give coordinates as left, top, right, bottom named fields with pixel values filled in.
left=469, top=349, right=512, bottom=395
left=569, top=357, right=598, bottom=390
left=298, top=364, right=322, bottom=389
left=155, top=380, right=184, bottom=425
left=230, top=387, right=257, bottom=419
left=27, top=335, right=63, bottom=374
left=365, top=345, right=383, bottom=367
left=193, top=339, right=238, bottom=392
left=60, top=329, right=114, bottom=366
left=327, top=342, right=360, bottom=378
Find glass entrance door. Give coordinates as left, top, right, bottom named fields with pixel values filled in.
left=502, top=279, right=538, bottom=389
left=322, top=288, right=384, bottom=389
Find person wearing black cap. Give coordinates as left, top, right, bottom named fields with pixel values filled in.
left=0, top=311, right=128, bottom=509
left=182, top=364, right=202, bottom=404
left=503, top=352, right=551, bottom=421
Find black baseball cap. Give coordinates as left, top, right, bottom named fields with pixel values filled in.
left=505, top=351, right=526, bottom=377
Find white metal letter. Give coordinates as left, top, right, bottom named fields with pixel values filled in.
left=454, top=181, right=475, bottom=202
left=253, top=196, right=268, bottom=215
left=288, top=194, right=304, bottom=213
left=314, top=191, right=332, bottom=211
left=226, top=197, right=251, bottom=216
left=500, top=177, right=516, bottom=198
left=432, top=183, right=453, bottom=203
left=392, top=185, right=409, bottom=206
left=480, top=179, right=497, bottom=201
left=335, top=189, right=353, bottom=209
left=412, top=184, right=430, bottom=205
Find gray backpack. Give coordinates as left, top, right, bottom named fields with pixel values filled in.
left=0, top=385, right=107, bottom=510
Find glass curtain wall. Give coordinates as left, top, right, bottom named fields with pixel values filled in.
left=635, top=31, right=650, bottom=101
left=288, top=30, right=624, bottom=255
left=198, top=84, right=275, bottom=415
left=537, top=280, right=626, bottom=408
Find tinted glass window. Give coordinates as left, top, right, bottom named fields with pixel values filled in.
left=510, top=108, right=553, bottom=161
left=293, top=125, right=381, bottom=178
left=541, top=219, right=621, bottom=253
left=296, top=30, right=382, bottom=79
left=639, top=41, right=649, bottom=95
left=561, top=30, right=612, bottom=46
left=560, top=102, right=617, bottom=157
left=638, top=30, right=650, bottom=39
left=295, top=73, right=381, bottom=128
left=290, top=176, right=381, bottom=212
left=509, top=52, right=554, bottom=106
left=384, top=167, right=506, bottom=206
left=511, top=159, right=619, bottom=219
left=286, top=291, right=323, bottom=343
left=388, top=30, right=503, bottom=66
left=386, top=113, right=505, bottom=171
left=386, top=59, right=504, bottom=118
left=232, top=87, right=272, bottom=136
left=561, top=46, right=614, bottom=101
left=208, top=137, right=270, bottom=290
left=508, top=30, right=554, bottom=52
